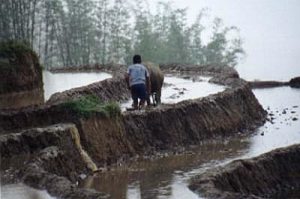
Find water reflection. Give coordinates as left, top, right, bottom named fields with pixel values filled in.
left=81, top=87, right=300, bottom=199
left=0, top=183, right=53, bottom=199
left=162, top=75, right=225, bottom=104
left=121, top=75, right=225, bottom=110
left=80, top=137, right=250, bottom=199
left=245, top=87, right=300, bottom=157
left=43, top=71, right=112, bottom=100
left=0, top=71, right=112, bottom=109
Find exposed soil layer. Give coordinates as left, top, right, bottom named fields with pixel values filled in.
left=290, top=76, right=300, bottom=88
left=46, top=63, right=238, bottom=105
left=0, top=124, right=108, bottom=199
left=0, top=41, right=43, bottom=94
left=189, top=144, right=300, bottom=199
left=248, top=81, right=289, bottom=88
left=0, top=76, right=266, bottom=167
left=122, top=85, right=265, bottom=155
left=0, top=64, right=267, bottom=199
left=0, top=88, right=44, bottom=109
left=159, top=63, right=239, bottom=79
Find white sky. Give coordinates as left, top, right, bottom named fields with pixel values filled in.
left=150, top=0, right=300, bottom=81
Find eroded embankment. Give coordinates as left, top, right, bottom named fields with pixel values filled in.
left=0, top=124, right=108, bottom=199
left=122, top=83, right=264, bottom=153
left=71, top=81, right=266, bottom=166
left=159, top=63, right=239, bottom=79
left=189, top=144, right=300, bottom=199
left=0, top=73, right=266, bottom=167
left=0, top=64, right=267, bottom=198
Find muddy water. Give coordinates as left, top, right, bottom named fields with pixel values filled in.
left=121, top=75, right=226, bottom=110
left=0, top=154, right=54, bottom=199
left=1, top=73, right=299, bottom=199
left=80, top=137, right=249, bottom=199
left=80, top=86, right=300, bottom=199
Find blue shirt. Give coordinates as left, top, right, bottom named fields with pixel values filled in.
left=127, top=64, right=149, bottom=86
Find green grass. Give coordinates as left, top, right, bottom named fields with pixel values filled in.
left=0, top=40, right=41, bottom=72
left=61, top=95, right=121, bottom=118
left=0, top=40, right=35, bottom=58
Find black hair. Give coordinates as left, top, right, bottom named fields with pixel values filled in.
left=133, top=54, right=142, bottom=64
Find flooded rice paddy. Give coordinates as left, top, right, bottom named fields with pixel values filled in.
left=1, top=72, right=299, bottom=199
left=42, top=71, right=112, bottom=100
left=121, top=75, right=226, bottom=111
left=81, top=79, right=300, bottom=198
left=0, top=71, right=111, bottom=109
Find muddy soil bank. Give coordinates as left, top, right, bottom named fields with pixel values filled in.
left=46, top=63, right=239, bottom=105
left=0, top=88, right=44, bottom=109
left=0, top=86, right=265, bottom=161
left=49, top=63, right=125, bottom=74
left=290, top=76, right=300, bottom=88
left=0, top=80, right=266, bottom=167
left=0, top=41, right=43, bottom=94
left=49, top=63, right=238, bottom=79
left=189, top=144, right=300, bottom=199
left=121, top=85, right=265, bottom=155
left=72, top=83, right=266, bottom=166
left=159, top=63, right=239, bottom=79
left=0, top=64, right=267, bottom=198
left=246, top=76, right=300, bottom=89
left=248, top=79, right=300, bottom=89
left=0, top=124, right=108, bottom=199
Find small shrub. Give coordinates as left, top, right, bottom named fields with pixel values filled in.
left=0, top=40, right=35, bottom=59
left=0, top=40, right=40, bottom=72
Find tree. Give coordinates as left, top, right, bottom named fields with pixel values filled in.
left=204, top=18, right=244, bottom=67
left=0, top=0, right=40, bottom=47
left=0, top=0, right=245, bottom=68
left=107, top=0, right=131, bottom=64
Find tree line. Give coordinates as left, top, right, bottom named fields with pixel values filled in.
left=0, top=0, right=245, bottom=68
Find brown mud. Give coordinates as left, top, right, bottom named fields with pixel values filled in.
left=248, top=81, right=289, bottom=88
left=290, top=76, right=300, bottom=88
left=0, top=88, right=44, bottom=109
left=0, top=64, right=267, bottom=199
left=1, top=124, right=108, bottom=199
left=247, top=76, right=300, bottom=89
left=189, top=144, right=300, bottom=199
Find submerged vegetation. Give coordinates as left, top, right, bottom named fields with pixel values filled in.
left=0, top=0, right=244, bottom=68
left=60, top=95, right=121, bottom=118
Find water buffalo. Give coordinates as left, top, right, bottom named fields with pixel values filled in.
left=143, top=62, right=164, bottom=106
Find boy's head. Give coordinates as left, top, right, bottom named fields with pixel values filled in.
left=133, top=54, right=142, bottom=64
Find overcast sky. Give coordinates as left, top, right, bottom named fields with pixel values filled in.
left=150, top=0, right=300, bottom=80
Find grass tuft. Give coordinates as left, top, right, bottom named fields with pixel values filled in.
left=61, top=95, right=121, bottom=118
